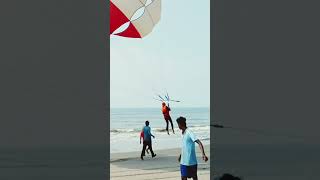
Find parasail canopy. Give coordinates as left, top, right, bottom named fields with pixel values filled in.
left=110, top=0, right=161, bottom=38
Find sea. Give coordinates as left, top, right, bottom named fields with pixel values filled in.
left=110, top=107, right=210, bottom=153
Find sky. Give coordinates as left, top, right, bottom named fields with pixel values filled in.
left=111, top=0, right=210, bottom=108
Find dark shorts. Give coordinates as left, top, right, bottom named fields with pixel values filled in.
left=164, top=116, right=172, bottom=121
left=180, top=164, right=197, bottom=178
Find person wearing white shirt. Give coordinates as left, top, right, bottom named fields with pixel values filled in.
left=176, top=116, right=208, bottom=180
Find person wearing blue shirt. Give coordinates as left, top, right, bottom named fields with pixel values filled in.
left=176, top=116, right=208, bottom=180
left=140, top=120, right=156, bottom=160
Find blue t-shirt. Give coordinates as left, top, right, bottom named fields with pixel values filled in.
left=180, top=128, right=198, bottom=166
left=143, top=126, right=152, bottom=141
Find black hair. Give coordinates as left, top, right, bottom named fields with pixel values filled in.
left=176, top=116, right=186, bottom=126
left=145, top=121, right=149, bottom=126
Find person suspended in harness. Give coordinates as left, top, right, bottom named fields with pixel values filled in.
left=162, top=102, right=175, bottom=135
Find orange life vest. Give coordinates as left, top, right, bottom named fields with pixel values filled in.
left=162, top=106, right=171, bottom=119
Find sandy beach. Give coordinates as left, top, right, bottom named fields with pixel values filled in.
left=110, top=145, right=210, bottom=180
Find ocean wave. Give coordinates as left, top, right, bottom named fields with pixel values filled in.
left=110, top=129, right=140, bottom=133
left=200, top=137, right=210, bottom=141
left=110, top=125, right=210, bottom=134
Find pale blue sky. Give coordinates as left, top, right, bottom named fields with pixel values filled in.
left=111, top=0, right=210, bottom=108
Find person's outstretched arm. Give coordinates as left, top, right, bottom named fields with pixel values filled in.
left=195, top=140, right=208, bottom=162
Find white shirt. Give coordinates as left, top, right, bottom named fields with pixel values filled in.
left=180, top=128, right=198, bottom=166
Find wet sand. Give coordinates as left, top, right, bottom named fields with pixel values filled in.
left=110, top=145, right=210, bottom=180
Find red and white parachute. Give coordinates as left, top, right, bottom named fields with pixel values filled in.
left=110, top=0, right=161, bottom=38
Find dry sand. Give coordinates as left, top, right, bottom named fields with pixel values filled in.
left=110, top=145, right=210, bottom=180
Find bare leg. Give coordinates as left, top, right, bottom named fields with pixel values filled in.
left=169, top=118, right=175, bottom=133
left=165, top=120, right=169, bottom=135
left=181, top=177, right=187, bottom=180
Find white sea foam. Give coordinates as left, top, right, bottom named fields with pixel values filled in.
left=110, top=108, right=210, bottom=153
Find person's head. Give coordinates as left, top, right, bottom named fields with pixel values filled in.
left=176, top=116, right=187, bottom=130
left=162, top=102, right=166, bottom=107
left=145, top=120, right=149, bottom=126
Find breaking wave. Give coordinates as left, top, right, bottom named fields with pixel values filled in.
left=110, top=125, right=210, bottom=134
